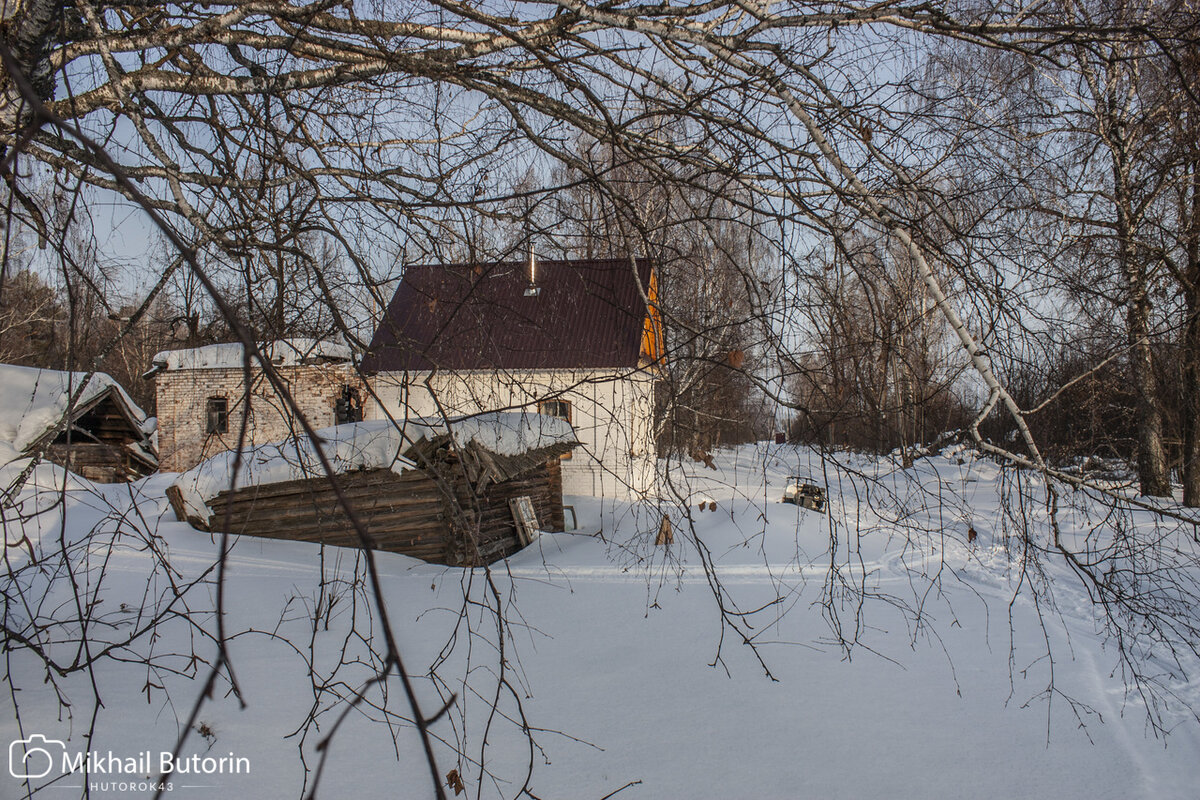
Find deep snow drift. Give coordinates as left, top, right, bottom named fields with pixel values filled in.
left=2, top=443, right=1199, bottom=799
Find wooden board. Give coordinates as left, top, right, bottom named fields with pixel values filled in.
left=508, top=495, right=539, bottom=546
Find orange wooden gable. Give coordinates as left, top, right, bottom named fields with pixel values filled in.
left=639, top=268, right=665, bottom=366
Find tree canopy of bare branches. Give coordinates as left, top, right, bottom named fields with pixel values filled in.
left=5, top=0, right=1200, bottom=797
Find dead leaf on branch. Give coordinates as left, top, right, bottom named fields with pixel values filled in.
left=446, top=769, right=465, bottom=795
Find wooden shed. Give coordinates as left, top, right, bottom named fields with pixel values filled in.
left=166, top=415, right=576, bottom=567
left=0, top=364, right=157, bottom=482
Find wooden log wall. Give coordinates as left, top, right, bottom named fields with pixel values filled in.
left=201, top=469, right=454, bottom=563
left=188, top=456, right=568, bottom=567
left=546, top=458, right=564, bottom=528
left=40, top=394, right=156, bottom=483
left=441, top=457, right=565, bottom=566
left=46, top=442, right=152, bottom=483
left=65, top=396, right=140, bottom=445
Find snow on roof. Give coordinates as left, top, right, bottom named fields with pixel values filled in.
left=169, top=412, right=577, bottom=526
left=0, top=364, right=148, bottom=456
left=148, top=338, right=352, bottom=374
left=169, top=420, right=424, bottom=526
left=448, top=410, right=576, bottom=456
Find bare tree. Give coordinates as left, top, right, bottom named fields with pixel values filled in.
left=4, top=1, right=1200, bottom=798
left=0, top=267, right=59, bottom=364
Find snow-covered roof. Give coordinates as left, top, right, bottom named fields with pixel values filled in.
left=147, top=338, right=352, bottom=375
left=169, top=412, right=577, bottom=526
left=0, top=364, right=149, bottom=460
left=169, top=420, right=422, bottom=525
left=448, top=411, right=576, bottom=457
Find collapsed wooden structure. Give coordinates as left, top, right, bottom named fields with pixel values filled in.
left=39, top=390, right=158, bottom=482
left=167, top=423, right=575, bottom=567
left=0, top=364, right=157, bottom=482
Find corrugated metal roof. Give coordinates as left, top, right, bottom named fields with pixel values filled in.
left=361, top=257, right=654, bottom=372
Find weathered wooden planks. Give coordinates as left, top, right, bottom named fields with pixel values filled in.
left=46, top=441, right=153, bottom=483
left=174, top=445, right=571, bottom=567
left=39, top=394, right=157, bottom=483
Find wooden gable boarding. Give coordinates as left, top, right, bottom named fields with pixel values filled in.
left=36, top=388, right=157, bottom=482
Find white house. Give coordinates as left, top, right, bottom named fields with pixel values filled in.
left=360, top=256, right=663, bottom=497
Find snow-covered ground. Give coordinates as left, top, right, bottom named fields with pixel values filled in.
left=3, top=444, right=1199, bottom=799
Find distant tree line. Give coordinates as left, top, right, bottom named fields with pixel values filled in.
left=0, top=234, right=349, bottom=412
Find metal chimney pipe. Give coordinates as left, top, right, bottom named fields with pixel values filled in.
left=524, top=245, right=541, bottom=296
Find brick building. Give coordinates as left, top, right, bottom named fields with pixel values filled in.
left=147, top=339, right=364, bottom=472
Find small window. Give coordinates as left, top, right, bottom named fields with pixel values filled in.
left=206, top=397, right=229, bottom=434
left=538, top=399, right=571, bottom=423
left=538, top=399, right=572, bottom=459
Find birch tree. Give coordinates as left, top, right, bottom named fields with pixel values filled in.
left=4, top=1, right=1200, bottom=798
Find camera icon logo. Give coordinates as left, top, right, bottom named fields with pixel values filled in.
left=9, top=734, right=65, bottom=779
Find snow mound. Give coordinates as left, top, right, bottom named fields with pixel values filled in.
left=448, top=411, right=575, bottom=456
left=0, top=364, right=147, bottom=455
left=148, top=338, right=352, bottom=373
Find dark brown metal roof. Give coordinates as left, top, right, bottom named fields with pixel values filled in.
left=361, top=257, right=653, bottom=372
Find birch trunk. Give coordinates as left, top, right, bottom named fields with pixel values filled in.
left=1115, top=168, right=1171, bottom=497
left=1182, top=144, right=1200, bottom=507
left=0, top=0, right=61, bottom=131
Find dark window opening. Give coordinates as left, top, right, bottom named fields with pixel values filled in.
left=206, top=397, right=229, bottom=434
left=538, top=399, right=571, bottom=423
left=537, top=399, right=572, bottom=459
left=335, top=385, right=363, bottom=425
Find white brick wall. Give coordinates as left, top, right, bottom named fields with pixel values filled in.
left=370, top=368, right=658, bottom=498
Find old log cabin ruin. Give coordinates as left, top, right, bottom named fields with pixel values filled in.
left=166, top=413, right=578, bottom=566
left=0, top=364, right=157, bottom=481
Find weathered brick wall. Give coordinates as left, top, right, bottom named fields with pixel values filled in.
left=156, top=364, right=365, bottom=472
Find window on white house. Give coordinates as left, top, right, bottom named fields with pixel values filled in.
left=538, top=399, right=571, bottom=422
left=537, top=399, right=572, bottom=459
left=206, top=397, right=229, bottom=434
